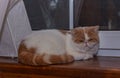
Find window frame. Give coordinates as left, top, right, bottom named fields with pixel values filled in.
left=70, top=0, right=120, bottom=57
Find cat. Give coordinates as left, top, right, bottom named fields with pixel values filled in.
left=18, top=26, right=99, bottom=65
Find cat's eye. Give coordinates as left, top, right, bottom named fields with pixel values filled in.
left=88, top=39, right=97, bottom=42
left=79, top=40, right=84, bottom=42
left=88, top=39, right=93, bottom=41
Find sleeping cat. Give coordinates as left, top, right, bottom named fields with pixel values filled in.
left=18, top=26, right=99, bottom=65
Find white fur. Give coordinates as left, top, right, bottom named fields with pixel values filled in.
left=24, top=29, right=98, bottom=61
left=33, top=54, right=37, bottom=65
left=43, top=54, right=52, bottom=64
left=66, top=33, right=86, bottom=60
left=24, top=30, right=66, bottom=55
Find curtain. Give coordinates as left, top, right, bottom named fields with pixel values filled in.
left=0, top=0, right=9, bottom=33
left=0, top=0, right=31, bottom=57
left=74, top=0, right=84, bottom=26
left=0, top=0, right=20, bottom=34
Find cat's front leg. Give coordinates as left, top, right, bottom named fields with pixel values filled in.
left=83, top=54, right=93, bottom=60
left=71, top=52, right=86, bottom=61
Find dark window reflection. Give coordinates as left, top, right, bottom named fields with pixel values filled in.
left=23, top=0, right=69, bottom=30
left=74, top=0, right=120, bottom=30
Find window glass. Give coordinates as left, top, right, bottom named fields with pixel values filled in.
left=23, top=0, right=69, bottom=30
left=74, top=0, right=120, bottom=30
left=24, top=0, right=120, bottom=31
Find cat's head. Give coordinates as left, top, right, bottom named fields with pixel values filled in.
left=71, top=26, right=99, bottom=54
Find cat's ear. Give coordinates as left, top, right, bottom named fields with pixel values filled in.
left=95, top=25, right=99, bottom=32
left=70, top=27, right=81, bottom=34
left=91, top=25, right=99, bottom=33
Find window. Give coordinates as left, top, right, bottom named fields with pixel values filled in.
left=23, top=0, right=69, bottom=30
left=74, top=0, right=120, bottom=56
left=23, top=0, right=120, bottom=56
left=74, top=0, right=120, bottom=30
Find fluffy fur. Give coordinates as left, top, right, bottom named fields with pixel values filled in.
left=18, top=26, right=99, bottom=65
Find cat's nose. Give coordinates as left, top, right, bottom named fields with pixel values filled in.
left=84, top=41, right=88, bottom=47
left=85, top=41, right=87, bottom=43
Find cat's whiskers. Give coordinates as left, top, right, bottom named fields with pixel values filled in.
left=85, top=43, right=97, bottom=51
left=84, top=41, right=88, bottom=47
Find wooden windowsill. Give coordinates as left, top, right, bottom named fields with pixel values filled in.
left=0, top=56, right=120, bottom=78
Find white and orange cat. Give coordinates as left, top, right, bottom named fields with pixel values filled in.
left=18, top=26, right=99, bottom=65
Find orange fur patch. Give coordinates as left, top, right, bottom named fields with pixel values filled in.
left=18, top=52, right=35, bottom=65
left=85, top=26, right=99, bottom=43
left=50, top=54, right=74, bottom=64
left=71, top=28, right=85, bottom=43
left=18, top=41, right=74, bottom=66
left=18, top=41, right=36, bottom=65
left=71, top=26, right=99, bottom=43
left=34, top=54, right=49, bottom=65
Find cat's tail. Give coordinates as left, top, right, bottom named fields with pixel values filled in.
left=18, top=42, right=74, bottom=66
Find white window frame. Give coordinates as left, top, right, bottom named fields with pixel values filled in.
left=69, top=0, right=120, bottom=57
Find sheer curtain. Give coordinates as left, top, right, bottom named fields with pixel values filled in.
left=0, top=0, right=9, bottom=33
left=0, top=0, right=31, bottom=57
left=0, top=0, right=20, bottom=32
left=74, top=0, right=84, bottom=26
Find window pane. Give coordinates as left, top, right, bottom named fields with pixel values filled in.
left=23, top=0, right=69, bottom=30
left=74, top=0, right=120, bottom=30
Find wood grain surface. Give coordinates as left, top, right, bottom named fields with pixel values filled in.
left=0, top=56, right=120, bottom=78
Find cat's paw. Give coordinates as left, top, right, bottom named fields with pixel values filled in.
left=72, top=53, right=86, bottom=61
left=83, top=54, right=93, bottom=60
